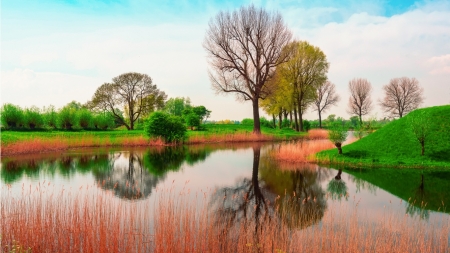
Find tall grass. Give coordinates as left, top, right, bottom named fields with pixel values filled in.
left=307, top=129, right=329, bottom=140
left=186, top=132, right=277, bottom=144
left=2, top=182, right=449, bottom=253
left=1, top=136, right=165, bottom=156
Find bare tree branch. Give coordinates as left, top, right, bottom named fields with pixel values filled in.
left=313, top=81, right=340, bottom=128
left=347, top=78, right=373, bottom=124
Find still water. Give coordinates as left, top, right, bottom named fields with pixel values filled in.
left=2, top=142, right=448, bottom=226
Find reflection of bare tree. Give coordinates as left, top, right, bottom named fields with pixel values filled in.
left=209, top=145, right=328, bottom=251
left=94, top=151, right=164, bottom=200
left=327, top=169, right=349, bottom=201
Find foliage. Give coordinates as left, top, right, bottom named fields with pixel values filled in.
left=1, top=103, right=24, bottom=128
left=57, top=105, right=78, bottom=130
left=22, top=106, right=44, bottom=129
left=241, top=118, right=254, bottom=125
left=259, top=117, right=274, bottom=129
left=328, top=123, right=348, bottom=154
left=144, top=112, right=186, bottom=143
left=184, top=112, right=201, bottom=130
left=88, top=72, right=165, bottom=130
left=408, top=110, right=431, bottom=156
left=192, top=105, right=211, bottom=123
left=164, top=97, right=191, bottom=117
left=302, top=120, right=311, bottom=131
left=77, top=109, right=94, bottom=129
left=317, top=105, right=450, bottom=168
left=42, top=105, right=58, bottom=129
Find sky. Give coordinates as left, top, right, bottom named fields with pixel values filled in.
left=1, top=0, right=450, bottom=121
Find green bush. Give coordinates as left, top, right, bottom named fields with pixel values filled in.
left=93, top=113, right=115, bottom=130
left=23, top=106, right=44, bottom=129
left=303, top=119, right=311, bottom=131
left=58, top=106, right=78, bottom=130
left=43, top=106, right=58, bottom=129
left=241, top=118, right=254, bottom=125
left=145, top=111, right=186, bottom=143
left=260, top=117, right=274, bottom=128
left=77, top=109, right=94, bottom=129
left=328, top=123, right=348, bottom=154
left=281, top=119, right=291, bottom=129
left=184, top=112, right=201, bottom=130
left=1, top=103, right=24, bottom=128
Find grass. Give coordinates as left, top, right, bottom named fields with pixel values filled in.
left=1, top=125, right=306, bottom=156
left=2, top=182, right=449, bottom=253
left=316, top=105, right=450, bottom=168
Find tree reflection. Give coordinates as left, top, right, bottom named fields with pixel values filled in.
left=209, top=145, right=328, bottom=250
left=327, top=169, right=349, bottom=201
left=406, top=174, right=430, bottom=220
left=94, top=151, right=163, bottom=200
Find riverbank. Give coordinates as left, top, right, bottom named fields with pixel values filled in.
left=0, top=125, right=308, bottom=156
left=316, top=105, right=450, bottom=169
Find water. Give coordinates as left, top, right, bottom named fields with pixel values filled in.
left=1, top=142, right=448, bottom=231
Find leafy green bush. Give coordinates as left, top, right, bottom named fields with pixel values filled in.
left=328, top=123, right=348, bottom=154
left=303, top=119, right=311, bottom=131
left=241, top=118, right=254, bottom=125
left=184, top=112, right=201, bottom=130
left=77, top=109, right=93, bottom=129
left=145, top=111, right=186, bottom=143
left=1, top=103, right=24, bottom=128
left=281, top=119, right=291, bottom=129
left=23, top=106, right=44, bottom=129
left=58, top=106, right=78, bottom=130
left=260, top=117, right=274, bottom=128
left=43, top=105, right=58, bottom=129
left=93, top=113, right=115, bottom=130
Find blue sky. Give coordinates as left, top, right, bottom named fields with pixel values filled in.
left=2, top=0, right=449, bottom=120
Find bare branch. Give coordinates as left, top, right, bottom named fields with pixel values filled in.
left=379, top=77, right=424, bottom=118
left=347, top=78, right=373, bottom=124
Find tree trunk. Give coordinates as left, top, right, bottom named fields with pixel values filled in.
left=252, top=99, right=261, bottom=134
left=272, top=114, right=276, bottom=128
left=335, top=169, right=342, bottom=180
left=319, top=110, right=322, bottom=129
left=421, top=141, right=425, bottom=156
left=289, top=111, right=292, bottom=127
left=298, top=102, right=303, bottom=132
left=335, top=143, right=342, bottom=154
left=293, top=107, right=299, bottom=132
left=278, top=112, right=282, bottom=129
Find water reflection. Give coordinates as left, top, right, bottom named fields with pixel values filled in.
left=209, top=144, right=329, bottom=248
left=327, top=169, right=349, bottom=201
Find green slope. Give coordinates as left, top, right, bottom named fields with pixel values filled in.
left=317, top=105, right=450, bottom=168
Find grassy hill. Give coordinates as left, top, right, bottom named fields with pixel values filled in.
left=317, top=105, right=450, bottom=168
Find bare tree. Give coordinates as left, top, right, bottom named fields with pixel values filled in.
left=203, top=5, right=292, bottom=134
left=89, top=72, right=163, bottom=130
left=379, top=77, right=424, bottom=118
left=313, top=81, right=340, bottom=128
left=347, top=78, right=373, bottom=124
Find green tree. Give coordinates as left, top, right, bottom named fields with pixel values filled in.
left=93, top=112, right=115, bottom=130
left=1, top=104, right=24, bottom=128
left=23, top=106, right=44, bottom=129
left=89, top=72, right=164, bottom=130
left=192, top=106, right=211, bottom=124
left=77, top=109, right=94, bottom=129
left=278, top=41, right=329, bottom=132
left=164, top=97, right=191, bottom=117
left=145, top=112, right=186, bottom=143
left=409, top=110, right=431, bottom=156
left=58, top=104, right=78, bottom=130
left=184, top=112, right=201, bottom=130
left=43, top=105, right=58, bottom=129
left=328, top=123, right=348, bottom=154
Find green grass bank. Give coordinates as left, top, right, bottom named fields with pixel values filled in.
left=317, top=105, right=450, bottom=168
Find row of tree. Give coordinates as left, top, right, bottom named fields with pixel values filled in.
left=203, top=5, right=424, bottom=133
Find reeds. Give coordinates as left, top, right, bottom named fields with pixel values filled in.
left=1, top=136, right=165, bottom=156
left=2, top=182, right=449, bottom=253
left=307, top=129, right=329, bottom=140
left=186, top=132, right=277, bottom=144
left=272, top=140, right=336, bottom=163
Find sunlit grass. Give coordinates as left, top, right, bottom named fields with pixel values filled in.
left=2, top=182, right=448, bottom=253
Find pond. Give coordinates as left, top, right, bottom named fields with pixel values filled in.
left=1, top=142, right=449, bottom=252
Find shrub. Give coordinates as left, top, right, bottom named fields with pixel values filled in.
left=260, top=117, right=274, bottom=128
left=303, top=119, right=311, bottom=131
left=93, top=113, right=115, bottom=130
left=184, top=112, right=201, bottom=130
left=43, top=105, right=58, bottom=129
left=241, top=118, right=253, bottom=125
left=328, top=123, right=348, bottom=154
left=77, top=109, right=94, bottom=129
left=145, top=112, right=186, bottom=143
left=1, top=103, right=24, bottom=128
left=23, top=106, right=44, bottom=129
left=58, top=106, right=78, bottom=130
left=281, top=119, right=291, bottom=129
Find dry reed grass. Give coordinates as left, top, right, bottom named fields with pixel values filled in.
left=186, top=133, right=276, bottom=144
left=2, top=182, right=448, bottom=253
left=1, top=136, right=165, bottom=156
left=272, top=140, right=336, bottom=163
left=307, top=129, right=329, bottom=139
